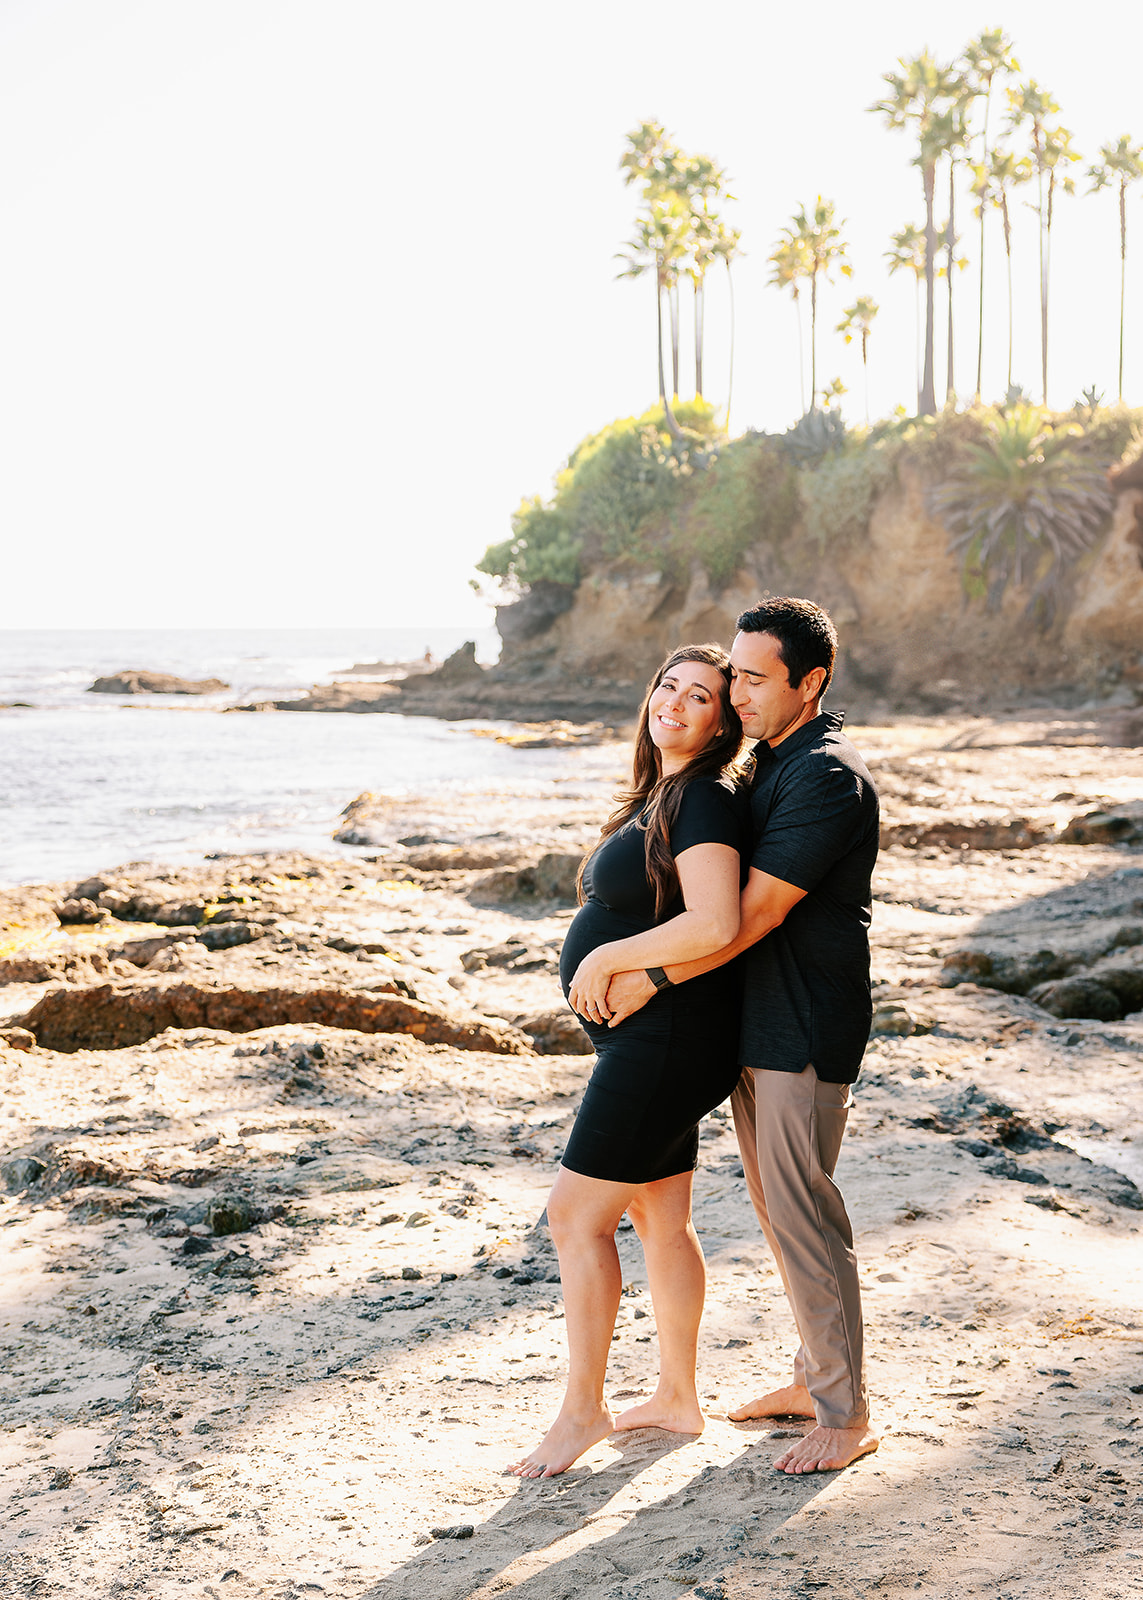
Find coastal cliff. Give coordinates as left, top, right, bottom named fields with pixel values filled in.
left=490, top=462, right=1143, bottom=716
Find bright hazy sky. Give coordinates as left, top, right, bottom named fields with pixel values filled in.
left=3, top=0, right=1142, bottom=631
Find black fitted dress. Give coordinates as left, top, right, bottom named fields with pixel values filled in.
left=558, top=775, right=751, bottom=1184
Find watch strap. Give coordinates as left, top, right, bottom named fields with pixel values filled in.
left=646, top=966, right=672, bottom=992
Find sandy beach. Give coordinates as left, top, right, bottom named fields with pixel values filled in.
left=2, top=712, right=1142, bottom=1600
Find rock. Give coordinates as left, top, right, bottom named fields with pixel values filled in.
left=881, top=817, right=1055, bottom=851
left=208, top=1251, right=263, bottom=1278
left=180, top=1235, right=216, bottom=1256
left=472, top=851, right=584, bottom=904
left=56, top=898, right=107, bottom=925
left=1108, top=709, right=1143, bottom=747
left=871, top=1000, right=921, bottom=1036
left=462, top=942, right=554, bottom=973
left=1028, top=975, right=1125, bottom=1021
left=496, top=580, right=575, bottom=644
left=1, top=1157, right=46, bottom=1191
left=206, top=1194, right=257, bottom=1236
left=520, top=1009, right=593, bottom=1055
left=534, top=852, right=584, bottom=899
left=88, top=671, right=229, bottom=695
left=940, top=947, right=1073, bottom=994
left=48, top=1468, right=73, bottom=1490
left=276, top=1153, right=416, bottom=1195
left=0, top=1027, right=36, bottom=1052
left=116, top=933, right=196, bottom=967
left=420, top=642, right=483, bottom=684
left=197, top=922, right=265, bottom=951
left=429, top=1525, right=474, bottom=1540
left=12, top=980, right=532, bottom=1055
left=1059, top=802, right=1143, bottom=845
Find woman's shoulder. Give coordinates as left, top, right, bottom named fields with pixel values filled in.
left=672, top=770, right=752, bottom=845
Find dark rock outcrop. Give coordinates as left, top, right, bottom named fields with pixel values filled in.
left=12, top=981, right=532, bottom=1055
left=89, top=671, right=229, bottom=695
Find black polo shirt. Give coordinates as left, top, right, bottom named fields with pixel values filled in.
left=739, top=709, right=878, bottom=1084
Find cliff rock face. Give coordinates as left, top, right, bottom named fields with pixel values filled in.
left=494, top=468, right=1143, bottom=712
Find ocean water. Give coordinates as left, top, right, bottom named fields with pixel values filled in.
left=0, top=629, right=622, bottom=886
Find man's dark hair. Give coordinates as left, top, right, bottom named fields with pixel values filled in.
left=736, top=596, right=838, bottom=695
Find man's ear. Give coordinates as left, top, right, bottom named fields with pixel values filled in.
left=802, top=665, right=828, bottom=704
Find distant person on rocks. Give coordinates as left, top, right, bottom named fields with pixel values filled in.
left=603, top=597, right=881, bottom=1475
left=509, top=644, right=752, bottom=1479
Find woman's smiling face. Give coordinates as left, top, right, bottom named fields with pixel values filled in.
left=647, top=660, right=727, bottom=772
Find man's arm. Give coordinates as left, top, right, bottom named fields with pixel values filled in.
left=603, top=866, right=806, bottom=1027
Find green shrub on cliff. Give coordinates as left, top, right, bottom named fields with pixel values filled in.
left=676, top=432, right=797, bottom=583
left=477, top=496, right=582, bottom=591
left=476, top=403, right=723, bottom=592
left=798, top=432, right=900, bottom=547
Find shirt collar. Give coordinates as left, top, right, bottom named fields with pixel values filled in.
left=749, top=709, right=845, bottom=782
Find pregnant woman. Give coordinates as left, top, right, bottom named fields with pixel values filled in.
left=510, top=643, right=751, bottom=1479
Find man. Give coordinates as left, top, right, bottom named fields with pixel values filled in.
left=603, top=596, right=879, bottom=1475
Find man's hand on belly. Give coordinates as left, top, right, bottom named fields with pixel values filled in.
left=604, top=970, right=655, bottom=1026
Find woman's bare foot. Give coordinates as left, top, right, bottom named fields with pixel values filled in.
left=773, top=1423, right=879, bottom=1474
left=507, top=1402, right=614, bottom=1479
left=613, top=1388, right=705, bottom=1438
left=726, top=1382, right=815, bottom=1421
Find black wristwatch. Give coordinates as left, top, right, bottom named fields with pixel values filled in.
left=646, top=966, right=673, bottom=992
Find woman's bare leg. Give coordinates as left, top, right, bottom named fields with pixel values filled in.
left=508, top=1166, right=635, bottom=1478
left=613, top=1170, right=705, bottom=1436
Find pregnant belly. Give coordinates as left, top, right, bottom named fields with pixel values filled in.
left=559, top=900, right=650, bottom=995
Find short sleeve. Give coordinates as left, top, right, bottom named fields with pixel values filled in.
left=751, top=762, right=869, bottom=891
left=670, top=778, right=749, bottom=858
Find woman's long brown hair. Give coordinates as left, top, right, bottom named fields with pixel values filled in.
left=576, top=643, right=748, bottom=920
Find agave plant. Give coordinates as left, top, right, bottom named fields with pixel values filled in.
left=781, top=407, right=847, bottom=467
left=929, top=405, right=1114, bottom=613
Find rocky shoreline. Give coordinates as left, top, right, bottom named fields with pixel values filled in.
left=2, top=712, right=1142, bottom=1598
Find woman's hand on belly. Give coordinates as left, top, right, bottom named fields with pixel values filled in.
left=568, top=945, right=621, bottom=1021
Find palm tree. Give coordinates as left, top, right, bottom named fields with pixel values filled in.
left=837, top=296, right=879, bottom=421
left=768, top=235, right=812, bottom=413
left=616, top=197, right=690, bottom=435
left=710, top=219, right=742, bottom=428
left=772, top=199, right=851, bottom=410
left=870, top=51, right=963, bottom=415
left=970, top=146, right=1030, bottom=394
left=1088, top=136, right=1143, bottom=400
left=886, top=223, right=926, bottom=410
left=962, top=29, right=1019, bottom=400
left=929, top=405, right=1113, bottom=615
left=1007, top=83, right=1080, bottom=404
left=933, top=97, right=974, bottom=403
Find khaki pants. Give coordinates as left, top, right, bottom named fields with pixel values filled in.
left=730, top=1063, right=868, bottom=1429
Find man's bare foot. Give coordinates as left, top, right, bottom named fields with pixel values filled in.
left=773, top=1423, right=879, bottom=1474
left=507, top=1403, right=614, bottom=1479
left=613, top=1389, right=705, bottom=1438
left=726, top=1382, right=815, bottom=1422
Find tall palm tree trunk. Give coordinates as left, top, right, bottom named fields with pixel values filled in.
left=914, top=277, right=922, bottom=412
left=725, top=262, right=736, bottom=432
left=1037, top=151, right=1048, bottom=404
left=796, top=296, right=806, bottom=414
left=1119, top=179, right=1128, bottom=401
left=1001, top=192, right=1014, bottom=391
left=655, top=264, right=668, bottom=407
left=694, top=278, right=705, bottom=399
left=669, top=283, right=680, bottom=398
left=921, top=161, right=938, bottom=415
left=810, top=272, right=819, bottom=407
left=946, top=159, right=957, bottom=402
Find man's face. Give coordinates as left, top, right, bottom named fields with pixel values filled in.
left=729, top=630, right=820, bottom=746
